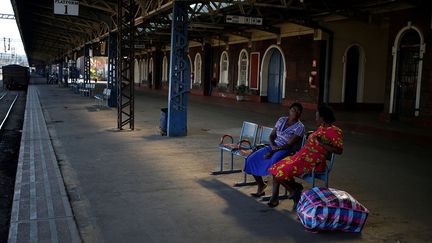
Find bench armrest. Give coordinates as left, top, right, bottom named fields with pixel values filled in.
left=237, top=139, right=252, bottom=150
left=219, top=134, right=234, bottom=144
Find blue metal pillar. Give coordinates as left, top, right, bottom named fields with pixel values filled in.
left=108, top=32, right=118, bottom=107
left=84, top=44, right=91, bottom=83
left=167, top=1, right=189, bottom=137
left=58, top=61, right=63, bottom=85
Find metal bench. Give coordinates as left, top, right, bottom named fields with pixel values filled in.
left=232, top=125, right=273, bottom=187
left=94, top=88, right=111, bottom=107
left=211, top=121, right=259, bottom=175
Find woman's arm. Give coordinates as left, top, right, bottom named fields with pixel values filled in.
left=276, top=135, right=302, bottom=151
left=264, top=134, right=302, bottom=159
left=316, top=137, right=343, bottom=154
left=269, top=128, right=277, bottom=148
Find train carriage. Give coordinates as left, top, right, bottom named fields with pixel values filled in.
left=2, top=64, right=30, bottom=90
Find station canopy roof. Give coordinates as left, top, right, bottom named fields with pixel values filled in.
left=11, top=0, right=425, bottom=66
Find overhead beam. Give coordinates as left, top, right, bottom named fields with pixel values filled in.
left=253, top=25, right=281, bottom=35
left=80, top=0, right=117, bottom=14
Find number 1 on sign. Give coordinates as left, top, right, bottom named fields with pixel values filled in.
left=64, top=5, right=68, bottom=14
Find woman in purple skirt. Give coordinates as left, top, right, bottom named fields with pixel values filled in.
left=244, top=103, right=305, bottom=197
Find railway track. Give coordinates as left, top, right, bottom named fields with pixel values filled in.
left=0, top=91, right=19, bottom=132
left=0, top=90, right=8, bottom=100
left=0, top=90, right=26, bottom=242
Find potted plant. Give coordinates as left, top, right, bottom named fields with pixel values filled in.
left=235, top=84, right=249, bottom=101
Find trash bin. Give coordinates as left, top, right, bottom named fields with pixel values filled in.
left=160, top=108, right=168, bottom=136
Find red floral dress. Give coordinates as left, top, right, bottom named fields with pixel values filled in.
left=268, top=125, right=343, bottom=181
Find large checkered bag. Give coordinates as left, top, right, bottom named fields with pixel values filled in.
left=296, top=187, right=368, bottom=233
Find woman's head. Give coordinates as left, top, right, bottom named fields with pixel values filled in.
left=316, top=105, right=336, bottom=125
left=288, top=103, right=303, bottom=120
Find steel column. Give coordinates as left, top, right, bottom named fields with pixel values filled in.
left=167, top=2, right=189, bottom=137
left=58, top=62, right=63, bottom=86
left=117, top=0, right=135, bottom=130
left=108, top=32, right=118, bottom=107
left=69, top=59, right=77, bottom=84
left=84, top=44, right=91, bottom=83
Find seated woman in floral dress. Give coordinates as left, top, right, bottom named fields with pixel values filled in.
left=244, top=103, right=305, bottom=197
left=267, top=105, right=344, bottom=209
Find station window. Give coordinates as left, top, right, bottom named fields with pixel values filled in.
left=238, top=49, right=249, bottom=86
left=219, top=51, right=229, bottom=84
left=194, top=53, right=202, bottom=85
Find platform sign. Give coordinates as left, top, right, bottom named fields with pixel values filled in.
left=54, top=0, right=79, bottom=16
left=226, top=15, right=263, bottom=25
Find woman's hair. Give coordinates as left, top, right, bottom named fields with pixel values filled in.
left=290, top=102, right=303, bottom=113
left=317, top=105, right=336, bottom=124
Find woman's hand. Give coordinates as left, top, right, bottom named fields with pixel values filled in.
left=265, top=145, right=280, bottom=159
left=264, top=151, right=274, bottom=159
left=316, top=136, right=329, bottom=145
left=316, top=137, right=342, bottom=154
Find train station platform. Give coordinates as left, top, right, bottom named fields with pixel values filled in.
left=8, top=86, right=80, bottom=243
left=10, top=81, right=432, bottom=242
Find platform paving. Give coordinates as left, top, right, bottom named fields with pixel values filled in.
left=8, top=86, right=81, bottom=243
left=13, top=81, right=432, bottom=243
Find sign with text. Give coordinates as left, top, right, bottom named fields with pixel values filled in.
left=54, top=0, right=79, bottom=16
left=226, top=15, right=263, bottom=25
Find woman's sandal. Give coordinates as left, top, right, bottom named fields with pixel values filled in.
left=251, top=184, right=267, bottom=198
left=288, top=182, right=303, bottom=198
left=292, top=191, right=302, bottom=211
left=250, top=191, right=265, bottom=198
left=267, top=200, right=279, bottom=208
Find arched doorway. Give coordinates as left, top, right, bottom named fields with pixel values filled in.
left=267, top=50, right=283, bottom=103
left=390, top=24, right=425, bottom=117
left=344, top=46, right=360, bottom=108
left=134, top=59, right=140, bottom=84
left=342, top=44, right=365, bottom=109
left=149, top=57, right=154, bottom=88
left=162, top=56, right=168, bottom=83
left=395, top=29, right=420, bottom=117
left=219, top=51, right=229, bottom=85
left=260, top=46, right=286, bottom=103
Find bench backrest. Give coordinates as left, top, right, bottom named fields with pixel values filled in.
left=326, top=153, right=335, bottom=172
left=301, top=131, right=313, bottom=147
left=258, top=126, right=273, bottom=145
left=240, top=121, right=259, bottom=145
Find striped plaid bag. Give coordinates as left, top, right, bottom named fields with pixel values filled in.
left=296, top=187, right=368, bottom=233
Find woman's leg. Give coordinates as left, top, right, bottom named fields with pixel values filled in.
left=245, top=146, right=271, bottom=197
left=267, top=175, right=280, bottom=207
left=252, top=175, right=267, bottom=194
left=280, top=179, right=303, bottom=210
left=280, top=179, right=296, bottom=196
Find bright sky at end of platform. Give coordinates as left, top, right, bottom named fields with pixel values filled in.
left=0, top=0, right=26, bottom=55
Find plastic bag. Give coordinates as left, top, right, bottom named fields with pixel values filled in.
left=297, top=187, right=368, bottom=233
